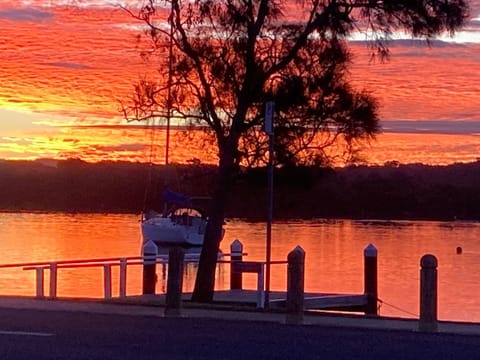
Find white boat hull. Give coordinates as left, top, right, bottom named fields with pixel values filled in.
left=141, top=215, right=206, bottom=246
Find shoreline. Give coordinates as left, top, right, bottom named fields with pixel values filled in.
left=0, top=159, right=479, bottom=221
left=1, top=209, right=478, bottom=225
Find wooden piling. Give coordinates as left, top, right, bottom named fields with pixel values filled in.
left=35, top=267, right=44, bottom=299
left=419, top=254, right=438, bottom=332
left=230, top=239, right=243, bottom=290
left=119, top=258, right=127, bottom=298
left=364, top=244, right=378, bottom=316
left=164, top=247, right=185, bottom=317
left=142, top=240, right=158, bottom=295
left=286, top=246, right=305, bottom=325
left=103, top=264, right=112, bottom=299
left=49, top=262, right=57, bottom=299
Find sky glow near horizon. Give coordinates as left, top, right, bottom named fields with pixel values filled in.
left=1, top=1, right=480, bottom=165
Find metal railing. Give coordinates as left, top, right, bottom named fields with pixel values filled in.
left=21, top=257, right=141, bottom=299
left=0, top=252, right=244, bottom=300
left=0, top=239, right=284, bottom=309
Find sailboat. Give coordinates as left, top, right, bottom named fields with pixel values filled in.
left=140, top=4, right=223, bottom=247
left=141, top=188, right=212, bottom=246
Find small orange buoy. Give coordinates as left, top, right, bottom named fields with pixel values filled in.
left=456, top=246, right=463, bottom=254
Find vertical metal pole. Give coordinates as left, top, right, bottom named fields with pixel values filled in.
left=265, top=133, right=273, bottom=308
left=265, top=101, right=275, bottom=309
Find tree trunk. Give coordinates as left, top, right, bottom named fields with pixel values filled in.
left=191, top=136, right=237, bottom=302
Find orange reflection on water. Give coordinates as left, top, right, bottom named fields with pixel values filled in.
left=222, top=219, right=480, bottom=321
left=0, top=213, right=479, bottom=321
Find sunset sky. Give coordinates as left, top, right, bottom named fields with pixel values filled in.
left=1, top=0, right=480, bottom=165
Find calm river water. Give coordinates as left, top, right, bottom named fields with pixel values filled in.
left=0, top=212, right=479, bottom=322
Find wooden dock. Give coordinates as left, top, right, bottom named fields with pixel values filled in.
left=210, top=290, right=368, bottom=312
left=147, top=290, right=368, bottom=312
left=151, top=242, right=376, bottom=317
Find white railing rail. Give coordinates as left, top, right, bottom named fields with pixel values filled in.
left=22, top=259, right=137, bottom=300
left=20, top=256, right=144, bottom=300
left=0, top=252, right=242, bottom=300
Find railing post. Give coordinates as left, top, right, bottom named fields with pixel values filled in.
left=35, top=267, right=45, bottom=299
left=286, top=246, right=305, bottom=325
left=142, top=240, right=158, bottom=295
left=103, top=264, right=112, bottom=299
left=230, top=239, right=243, bottom=290
left=165, top=247, right=185, bottom=317
left=119, top=258, right=127, bottom=298
left=419, top=254, right=438, bottom=332
left=364, top=244, right=378, bottom=316
left=49, top=262, right=57, bottom=299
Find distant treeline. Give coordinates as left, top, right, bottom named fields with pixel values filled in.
left=1, top=158, right=479, bottom=221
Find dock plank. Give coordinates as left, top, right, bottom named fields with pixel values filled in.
left=134, top=290, right=369, bottom=312
left=184, top=290, right=368, bottom=311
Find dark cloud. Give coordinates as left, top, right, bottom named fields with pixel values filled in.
left=43, top=62, right=94, bottom=70
left=0, top=8, right=54, bottom=22
left=381, top=120, right=480, bottom=135
left=62, top=138, right=80, bottom=144
left=352, top=39, right=465, bottom=49
left=93, top=144, right=149, bottom=152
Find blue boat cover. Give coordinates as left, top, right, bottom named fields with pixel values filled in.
left=163, top=187, right=192, bottom=207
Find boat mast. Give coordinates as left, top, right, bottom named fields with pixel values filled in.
left=165, top=0, right=174, bottom=166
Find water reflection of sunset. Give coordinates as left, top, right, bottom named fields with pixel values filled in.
left=1, top=2, right=480, bottom=164
left=2, top=213, right=479, bottom=322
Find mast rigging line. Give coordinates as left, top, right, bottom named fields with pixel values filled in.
left=165, top=0, right=174, bottom=166
left=142, top=1, right=179, bottom=214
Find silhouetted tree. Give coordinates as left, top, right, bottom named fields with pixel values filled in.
left=123, top=0, right=468, bottom=302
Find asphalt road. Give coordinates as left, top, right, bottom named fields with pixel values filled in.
left=0, top=308, right=479, bottom=360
